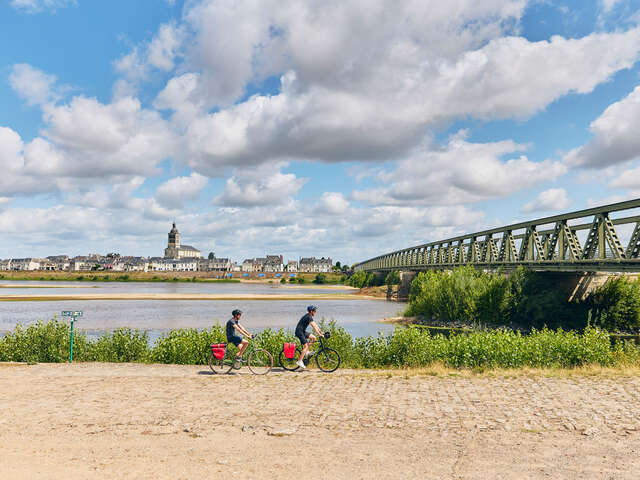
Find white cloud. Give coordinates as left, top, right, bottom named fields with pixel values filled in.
left=9, top=64, right=58, bottom=106
left=521, top=188, right=570, bottom=213
left=114, top=23, right=184, bottom=91
left=314, top=192, right=350, bottom=216
left=214, top=164, right=307, bottom=207
left=601, top=0, right=623, bottom=13
left=156, top=173, right=208, bottom=208
left=564, top=85, right=640, bottom=169
left=10, top=0, right=76, bottom=13
left=609, top=165, right=640, bottom=189
left=353, top=133, right=567, bottom=206
left=41, top=95, right=176, bottom=177
left=137, top=1, right=640, bottom=170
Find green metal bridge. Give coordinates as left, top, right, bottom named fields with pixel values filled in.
left=355, top=199, right=640, bottom=273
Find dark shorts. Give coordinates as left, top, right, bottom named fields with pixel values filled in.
left=227, top=335, right=243, bottom=347
left=295, top=328, right=310, bottom=346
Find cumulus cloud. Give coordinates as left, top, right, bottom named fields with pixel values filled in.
left=521, top=188, right=570, bottom=214
left=564, top=85, right=640, bottom=169
left=114, top=23, right=184, bottom=94
left=134, top=1, right=640, bottom=171
left=9, top=64, right=58, bottom=106
left=609, top=165, right=640, bottom=190
left=353, top=133, right=567, bottom=206
left=155, top=172, right=208, bottom=208
left=10, top=0, right=76, bottom=13
left=214, top=164, right=307, bottom=207
left=40, top=95, right=176, bottom=177
left=314, top=192, right=350, bottom=216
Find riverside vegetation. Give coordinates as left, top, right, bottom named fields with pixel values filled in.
left=3, top=266, right=640, bottom=370
left=1, top=319, right=640, bottom=369
left=406, top=266, right=640, bottom=333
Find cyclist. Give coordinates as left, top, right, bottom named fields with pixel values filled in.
left=226, top=309, right=252, bottom=363
left=295, top=305, right=324, bottom=370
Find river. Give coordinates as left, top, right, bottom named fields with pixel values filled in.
left=0, top=281, right=405, bottom=342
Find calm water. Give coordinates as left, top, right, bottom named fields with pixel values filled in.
left=0, top=281, right=405, bottom=341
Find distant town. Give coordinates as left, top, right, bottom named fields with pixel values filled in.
left=0, top=223, right=338, bottom=274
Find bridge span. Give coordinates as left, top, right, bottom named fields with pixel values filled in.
left=355, top=199, right=640, bottom=273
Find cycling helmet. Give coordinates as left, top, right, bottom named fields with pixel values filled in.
left=232, top=309, right=242, bottom=316
left=307, top=305, right=317, bottom=312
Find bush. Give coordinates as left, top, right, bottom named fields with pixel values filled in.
left=345, top=271, right=378, bottom=288
left=313, top=273, right=327, bottom=284
left=584, top=276, right=640, bottom=331
left=0, top=320, right=90, bottom=363
left=151, top=326, right=225, bottom=364
left=87, top=328, right=150, bottom=362
left=384, top=270, right=401, bottom=285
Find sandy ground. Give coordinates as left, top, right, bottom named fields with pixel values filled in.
left=1, top=363, right=640, bottom=479
left=0, top=292, right=375, bottom=301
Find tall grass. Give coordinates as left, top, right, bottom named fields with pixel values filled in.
left=1, top=319, right=639, bottom=369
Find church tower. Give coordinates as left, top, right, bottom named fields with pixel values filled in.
left=164, top=223, right=180, bottom=258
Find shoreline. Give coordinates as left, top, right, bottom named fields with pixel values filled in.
left=0, top=292, right=379, bottom=302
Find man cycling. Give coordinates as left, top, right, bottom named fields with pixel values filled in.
left=226, top=309, right=252, bottom=363
left=295, top=305, right=324, bottom=370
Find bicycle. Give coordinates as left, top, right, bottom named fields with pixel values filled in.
left=208, top=339, right=273, bottom=375
left=279, top=332, right=341, bottom=372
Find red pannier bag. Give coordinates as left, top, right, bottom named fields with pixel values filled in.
left=284, top=342, right=296, bottom=359
left=211, top=343, right=226, bottom=360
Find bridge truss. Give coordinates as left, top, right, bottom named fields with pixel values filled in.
left=355, top=199, right=640, bottom=273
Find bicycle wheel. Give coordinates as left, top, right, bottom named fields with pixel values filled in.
left=209, top=351, right=233, bottom=374
left=248, top=348, right=273, bottom=375
left=279, top=347, right=301, bottom=371
left=315, top=348, right=341, bottom=372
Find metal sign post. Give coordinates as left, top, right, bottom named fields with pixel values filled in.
left=61, top=311, right=83, bottom=363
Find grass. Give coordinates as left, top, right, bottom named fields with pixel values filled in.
left=2, top=319, right=640, bottom=371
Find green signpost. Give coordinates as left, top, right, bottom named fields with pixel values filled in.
left=61, top=311, right=83, bottom=363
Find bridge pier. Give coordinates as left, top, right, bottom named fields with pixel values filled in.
left=397, top=271, right=417, bottom=301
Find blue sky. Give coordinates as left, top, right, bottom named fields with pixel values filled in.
left=1, top=0, right=640, bottom=264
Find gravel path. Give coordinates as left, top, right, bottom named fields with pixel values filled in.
left=1, top=363, right=639, bottom=479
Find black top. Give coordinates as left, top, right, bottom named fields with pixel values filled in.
left=296, top=313, right=313, bottom=332
left=226, top=318, right=240, bottom=339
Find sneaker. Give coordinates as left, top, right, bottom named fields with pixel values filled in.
left=296, top=360, right=306, bottom=370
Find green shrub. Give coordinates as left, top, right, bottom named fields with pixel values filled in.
left=384, top=270, right=401, bottom=285
left=313, top=273, right=327, bottom=284
left=584, top=277, right=640, bottom=331
left=0, top=320, right=90, bottom=363
left=151, top=325, right=225, bottom=364
left=87, top=328, right=150, bottom=362
left=1, top=319, right=637, bottom=369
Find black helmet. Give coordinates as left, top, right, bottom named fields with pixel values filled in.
left=232, top=309, right=242, bottom=316
left=307, top=305, right=317, bottom=312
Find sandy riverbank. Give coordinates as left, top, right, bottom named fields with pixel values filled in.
left=1, top=362, right=639, bottom=479
left=0, top=292, right=378, bottom=302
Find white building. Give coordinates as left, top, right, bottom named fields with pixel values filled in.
left=241, top=259, right=254, bottom=272
left=285, top=260, right=298, bottom=272
left=10, top=258, right=42, bottom=271
left=299, top=257, right=333, bottom=273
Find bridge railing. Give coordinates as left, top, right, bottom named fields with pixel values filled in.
left=355, top=198, right=640, bottom=273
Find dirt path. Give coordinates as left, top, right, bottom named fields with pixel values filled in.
left=1, top=363, right=639, bottom=479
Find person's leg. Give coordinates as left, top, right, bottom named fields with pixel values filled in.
left=237, top=339, right=249, bottom=357
left=298, top=342, right=309, bottom=362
